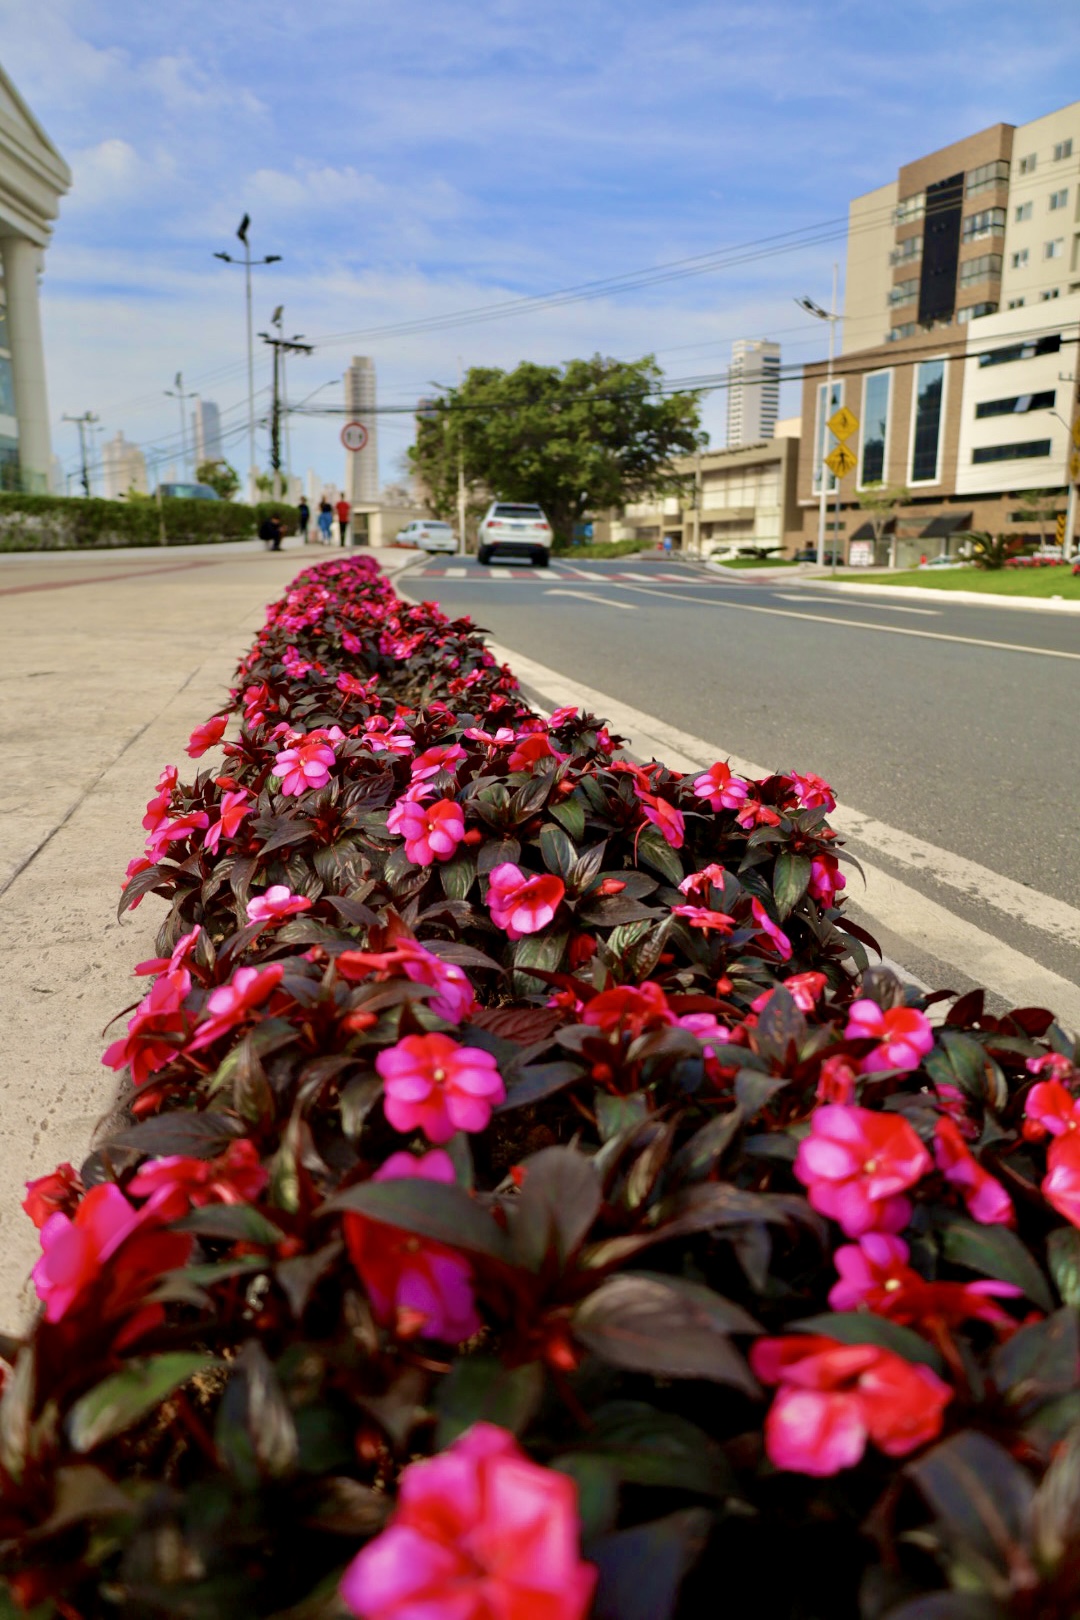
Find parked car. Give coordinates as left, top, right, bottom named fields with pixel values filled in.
left=156, top=482, right=221, bottom=501
left=397, top=519, right=457, bottom=553
left=792, top=546, right=843, bottom=564
left=476, top=501, right=552, bottom=567
left=919, top=555, right=966, bottom=569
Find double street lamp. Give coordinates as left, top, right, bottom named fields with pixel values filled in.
left=796, top=265, right=841, bottom=568
left=214, top=215, right=281, bottom=495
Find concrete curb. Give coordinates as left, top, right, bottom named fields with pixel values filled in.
left=786, top=579, right=1080, bottom=613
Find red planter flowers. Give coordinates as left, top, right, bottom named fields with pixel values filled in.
left=4, top=554, right=1080, bottom=1620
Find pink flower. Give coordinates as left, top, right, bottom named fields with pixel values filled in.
left=134, top=926, right=202, bottom=979
left=204, top=789, right=252, bottom=856
left=788, top=771, right=836, bottom=812
left=487, top=863, right=565, bottom=939
left=808, top=853, right=846, bottom=906
left=187, top=963, right=285, bottom=1052
left=146, top=810, right=210, bottom=861
left=636, top=786, right=685, bottom=849
left=344, top=1150, right=480, bottom=1342
left=339, top=1423, right=596, bottom=1620
left=120, top=855, right=153, bottom=905
left=678, top=1011, right=732, bottom=1059
left=752, top=972, right=827, bottom=1015
left=102, top=968, right=191, bottom=1086
left=844, top=1000, right=934, bottom=1075
left=583, top=981, right=673, bottom=1038
left=678, top=863, right=728, bottom=899
left=508, top=731, right=565, bottom=771
left=1043, top=1132, right=1080, bottom=1228
left=387, top=796, right=465, bottom=866
left=750, top=1335, right=951, bottom=1476
left=274, top=735, right=337, bottom=795
left=337, top=942, right=475, bottom=1024
left=32, top=1182, right=192, bottom=1331
left=342, top=629, right=362, bottom=654
left=128, top=1139, right=268, bottom=1217
left=246, top=885, right=314, bottom=925
left=829, top=1232, right=1021, bottom=1330
left=751, top=897, right=792, bottom=962
left=795, top=1104, right=932, bottom=1237
left=410, top=743, right=467, bottom=781
left=816, top=1054, right=858, bottom=1105
left=1024, top=1078, right=1080, bottom=1141
left=186, top=715, right=228, bottom=757
left=672, top=904, right=735, bottom=933
left=735, top=797, right=782, bottom=831
left=377, top=1033, right=505, bottom=1143
left=934, top=1117, right=1014, bottom=1226
left=693, top=761, right=749, bottom=812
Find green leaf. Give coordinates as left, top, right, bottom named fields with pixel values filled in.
left=635, top=825, right=685, bottom=887
left=1047, top=1226, right=1080, bottom=1308
left=595, top=1091, right=650, bottom=1142
left=223, top=1340, right=299, bottom=1480
left=324, top=1177, right=512, bottom=1264
left=734, top=1070, right=788, bottom=1118
left=339, top=1076, right=383, bottom=1140
left=670, top=1108, right=744, bottom=1182
left=905, top=1430, right=1035, bottom=1579
left=0, top=1348, right=33, bottom=1483
left=553, top=1453, right=620, bottom=1541
left=550, top=796, right=586, bottom=840
left=511, top=929, right=567, bottom=996
left=941, top=1219, right=1053, bottom=1311
left=511, top=1145, right=601, bottom=1272
left=571, top=1400, right=737, bottom=1498
left=439, top=848, right=477, bottom=901
left=67, top=1353, right=215, bottom=1453
left=754, top=986, right=806, bottom=1062
left=992, top=1307, right=1080, bottom=1409
left=772, top=852, right=811, bottom=920
left=590, top=1508, right=712, bottom=1620
left=496, top=1060, right=584, bottom=1111
left=794, top=1312, right=944, bottom=1373
left=173, top=1204, right=286, bottom=1246
left=106, top=1110, right=245, bottom=1160
left=434, top=1358, right=543, bottom=1448
left=572, top=1273, right=759, bottom=1392
left=539, top=823, right=577, bottom=880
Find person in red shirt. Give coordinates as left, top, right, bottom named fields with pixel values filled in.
left=335, top=495, right=351, bottom=548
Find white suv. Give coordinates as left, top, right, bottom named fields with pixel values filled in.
left=476, top=502, right=552, bottom=567
left=397, top=520, right=457, bottom=553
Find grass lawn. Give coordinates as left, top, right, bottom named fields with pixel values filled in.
left=714, top=556, right=799, bottom=569
left=843, top=565, right=1080, bottom=599
left=554, top=540, right=651, bottom=560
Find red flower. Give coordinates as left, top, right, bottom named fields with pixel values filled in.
left=102, top=967, right=191, bottom=1086
left=829, top=1233, right=1021, bottom=1330
left=844, top=1000, right=934, bottom=1075
left=274, top=734, right=337, bottom=795
left=752, top=972, right=827, bottom=1014
left=795, top=1104, right=932, bottom=1237
left=204, top=789, right=252, bottom=855
left=1024, top=1078, right=1080, bottom=1141
left=387, top=795, right=465, bottom=866
left=678, top=863, right=728, bottom=899
left=508, top=731, right=565, bottom=771
left=750, top=1334, right=951, bottom=1476
left=337, top=941, right=475, bottom=1024
left=934, top=1117, right=1014, bottom=1226
left=582, top=981, right=673, bottom=1038
left=187, top=963, right=285, bottom=1052
left=808, top=853, right=846, bottom=906
left=186, top=715, right=228, bottom=757
left=410, top=742, right=467, bottom=781
left=788, top=771, right=836, bottom=812
left=127, top=1139, right=268, bottom=1217
left=816, top=1054, right=858, bottom=1105
left=339, top=1423, right=595, bottom=1620
left=635, top=785, right=685, bottom=848
left=487, top=863, right=564, bottom=939
left=344, top=1150, right=480, bottom=1342
left=692, top=761, right=749, bottom=812
left=22, top=1163, right=82, bottom=1230
left=1042, top=1132, right=1080, bottom=1228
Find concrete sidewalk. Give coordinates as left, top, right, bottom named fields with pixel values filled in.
left=0, top=544, right=415, bottom=1329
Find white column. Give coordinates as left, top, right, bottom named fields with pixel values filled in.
left=1, top=235, right=52, bottom=492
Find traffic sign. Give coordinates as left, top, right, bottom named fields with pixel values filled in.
left=825, top=443, right=857, bottom=478
left=341, top=421, right=369, bottom=452
left=1072, top=418, right=1080, bottom=449
left=1071, top=451, right=1080, bottom=482
left=827, top=405, right=859, bottom=443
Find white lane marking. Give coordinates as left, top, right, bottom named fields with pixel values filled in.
left=546, top=589, right=638, bottom=611
left=445, top=567, right=467, bottom=577
left=486, top=640, right=1080, bottom=1028
left=774, top=593, right=940, bottom=617
left=611, top=581, right=1080, bottom=661
left=489, top=567, right=515, bottom=577
left=620, top=571, right=662, bottom=582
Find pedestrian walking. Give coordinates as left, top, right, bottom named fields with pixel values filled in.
left=317, top=499, right=333, bottom=545
left=336, top=493, right=352, bottom=548
left=297, top=497, right=310, bottom=543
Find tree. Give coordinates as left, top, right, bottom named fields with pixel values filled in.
left=408, top=355, right=705, bottom=545
left=856, top=481, right=910, bottom=569
left=1015, top=489, right=1062, bottom=549
left=196, top=459, right=241, bottom=500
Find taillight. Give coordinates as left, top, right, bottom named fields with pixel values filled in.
left=539, top=521, right=550, bottom=530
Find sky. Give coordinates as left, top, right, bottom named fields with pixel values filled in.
left=4, top=0, right=1080, bottom=495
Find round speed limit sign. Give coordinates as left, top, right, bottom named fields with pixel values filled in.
left=341, top=421, right=369, bottom=452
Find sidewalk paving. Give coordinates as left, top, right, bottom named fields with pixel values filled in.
left=0, top=543, right=414, bottom=1329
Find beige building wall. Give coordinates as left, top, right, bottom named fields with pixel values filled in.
left=842, top=181, right=897, bottom=354
left=612, top=438, right=801, bottom=555
left=1000, top=102, right=1080, bottom=309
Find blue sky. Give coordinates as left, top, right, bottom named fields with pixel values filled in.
left=4, top=0, right=1080, bottom=492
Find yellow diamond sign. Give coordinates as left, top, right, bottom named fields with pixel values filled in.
left=825, top=443, right=857, bottom=479
left=827, top=405, right=859, bottom=443
left=1071, top=451, right=1080, bottom=482
left=1072, top=418, right=1080, bottom=449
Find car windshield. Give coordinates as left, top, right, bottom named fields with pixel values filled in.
left=493, top=504, right=544, bottom=518
left=424, top=523, right=452, bottom=530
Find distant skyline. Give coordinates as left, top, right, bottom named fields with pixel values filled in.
left=4, top=0, right=1080, bottom=492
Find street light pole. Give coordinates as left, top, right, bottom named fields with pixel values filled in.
left=1054, top=380, right=1079, bottom=562
left=164, top=372, right=196, bottom=479
left=62, top=410, right=98, bottom=496
left=796, top=263, right=840, bottom=567
left=214, top=216, right=281, bottom=499
left=259, top=307, right=313, bottom=501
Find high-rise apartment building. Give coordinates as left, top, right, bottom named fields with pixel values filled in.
left=101, top=431, right=148, bottom=499
left=343, top=356, right=378, bottom=506
left=726, top=340, right=780, bottom=446
left=192, top=399, right=222, bottom=466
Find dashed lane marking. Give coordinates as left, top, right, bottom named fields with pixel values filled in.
left=546, top=589, right=638, bottom=611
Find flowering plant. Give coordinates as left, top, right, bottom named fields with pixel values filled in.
left=4, top=555, right=1080, bottom=1620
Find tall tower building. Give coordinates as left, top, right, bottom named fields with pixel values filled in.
left=343, top=355, right=378, bottom=505
left=727, top=340, right=781, bottom=447
left=101, top=431, right=147, bottom=499
left=192, top=399, right=222, bottom=466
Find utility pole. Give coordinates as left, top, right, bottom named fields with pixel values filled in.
left=214, top=215, right=281, bottom=499
left=456, top=356, right=467, bottom=555
left=164, top=372, right=197, bottom=479
left=1057, top=372, right=1079, bottom=561
left=259, top=307, right=312, bottom=500
left=796, top=263, right=840, bottom=567
left=62, top=410, right=98, bottom=496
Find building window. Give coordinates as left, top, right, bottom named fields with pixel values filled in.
left=1050, top=188, right=1069, bottom=211
left=958, top=253, right=1003, bottom=285
left=957, top=302, right=998, bottom=322
left=889, top=278, right=919, bottom=306
left=1007, top=298, right=1026, bottom=308
left=1054, top=139, right=1074, bottom=161
left=910, top=359, right=945, bottom=483
left=1015, top=200, right=1033, bottom=222
left=0, top=356, right=13, bottom=418
left=965, top=159, right=1010, bottom=195
left=888, top=322, right=916, bottom=342
left=895, top=192, right=925, bottom=225
left=890, top=236, right=922, bottom=265
left=1040, top=288, right=1061, bottom=300
left=1019, top=154, right=1037, bottom=175
left=972, top=439, right=1052, bottom=464
left=1010, top=248, right=1030, bottom=269
left=978, top=333, right=1061, bottom=367
left=859, top=371, right=891, bottom=486
left=1045, top=238, right=1064, bottom=259
left=962, top=208, right=1006, bottom=242
left=813, top=379, right=843, bottom=495
left=975, top=390, right=1055, bottom=419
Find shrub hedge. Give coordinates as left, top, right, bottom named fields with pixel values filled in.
left=0, top=493, right=298, bottom=551
left=4, top=555, right=1080, bottom=1620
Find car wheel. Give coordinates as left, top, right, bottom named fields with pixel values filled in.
left=477, top=546, right=491, bottom=565
left=533, top=552, right=550, bottom=568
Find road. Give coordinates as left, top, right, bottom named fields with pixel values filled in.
left=400, top=552, right=1080, bottom=1020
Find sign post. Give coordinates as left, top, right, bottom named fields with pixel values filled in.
left=824, top=407, right=859, bottom=574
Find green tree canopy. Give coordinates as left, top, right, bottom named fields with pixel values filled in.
left=195, top=459, right=241, bottom=500
left=408, top=355, right=705, bottom=543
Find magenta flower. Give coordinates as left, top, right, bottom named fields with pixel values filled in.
left=186, top=715, right=228, bottom=758
left=788, top=771, right=837, bottom=812
left=934, top=1117, right=1014, bottom=1226
left=387, top=795, right=465, bottom=866
left=337, top=942, right=475, bottom=1024
left=410, top=742, right=467, bottom=781
left=794, top=1103, right=932, bottom=1237
left=339, top=1423, right=596, bottom=1620
left=128, top=1139, right=268, bottom=1218
left=1044, top=1132, right=1080, bottom=1228
left=187, top=964, right=285, bottom=1052
left=635, top=786, right=685, bottom=848
left=693, top=761, right=749, bottom=812
left=844, top=1000, right=934, bottom=1075
left=246, top=885, right=313, bottom=926
left=344, top=1150, right=480, bottom=1343
left=204, top=789, right=252, bottom=856
left=678, top=863, right=728, bottom=899
left=487, top=862, right=565, bottom=939
left=808, top=853, right=846, bottom=906
left=377, top=1032, right=505, bottom=1143
left=508, top=730, right=565, bottom=771
left=145, top=810, right=210, bottom=862
left=274, top=735, right=337, bottom=795
left=750, top=897, right=792, bottom=961
left=672, top=904, right=735, bottom=933
left=1024, top=1078, right=1080, bottom=1140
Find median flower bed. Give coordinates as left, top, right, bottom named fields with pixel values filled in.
left=4, top=554, right=1080, bottom=1619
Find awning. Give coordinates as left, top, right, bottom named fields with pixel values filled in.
left=848, top=520, right=892, bottom=541
left=920, top=511, right=973, bottom=539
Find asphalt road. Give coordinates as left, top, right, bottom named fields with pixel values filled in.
left=399, top=552, right=1080, bottom=1011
